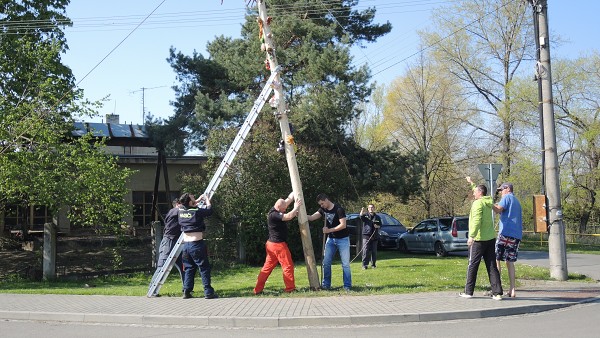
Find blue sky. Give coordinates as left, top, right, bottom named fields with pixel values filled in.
left=62, top=0, right=600, bottom=125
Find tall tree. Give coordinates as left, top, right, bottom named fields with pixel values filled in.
left=551, top=53, right=600, bottom=233
left=167, top=0, right=390, bottom=147
left=382, top=53, right=471, bottom=218
left=421, top=0, right=534, bottom=176
left=164, top=0, right=425, bottom=261
left=0, top=0, right=132, bottom=236
left=350, top=84, right=388, bottom=152
left=164, top=0, right=423, bottom=199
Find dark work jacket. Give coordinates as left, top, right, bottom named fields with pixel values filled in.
left=163, top=207, right=181, bottom=239
left=178, top=206, right=213, bottom=233
left=360, top=213, right=381, bottom=239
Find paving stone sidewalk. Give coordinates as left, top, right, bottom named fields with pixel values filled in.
left=1, top=280, right=599, bottom=328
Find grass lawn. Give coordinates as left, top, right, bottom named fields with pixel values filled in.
left=0, top=250, right=592, bottom=297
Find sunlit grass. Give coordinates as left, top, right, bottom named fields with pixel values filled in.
left=0, top=250, right=592, bottom=297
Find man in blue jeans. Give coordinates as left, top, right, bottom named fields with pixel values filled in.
left=308, top=193, right=351, bottom=291
left=178, top=192, right=218, bottom=299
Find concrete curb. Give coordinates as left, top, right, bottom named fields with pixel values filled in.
left=2, top=282, right=599, bottom=328
left=0, top=300, right=591, bottom=327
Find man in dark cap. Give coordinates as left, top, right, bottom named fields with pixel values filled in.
left=493, top=182, right=522, bottom=298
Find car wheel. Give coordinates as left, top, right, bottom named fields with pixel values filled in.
left=434, top=242, right=447, bottom=257
left=398, top=240, right=409, bottom=253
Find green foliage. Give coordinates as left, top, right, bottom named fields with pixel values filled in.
left=551, top=53, right=600, bottom=233
left=0, top=0, right=132, bottom=233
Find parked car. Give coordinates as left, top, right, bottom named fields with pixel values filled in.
left=396, top=216, right=469, bottom=256
left=346, top=212, right=408, bottom=249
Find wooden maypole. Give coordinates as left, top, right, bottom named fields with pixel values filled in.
left=257, top=0, right=320, bottom=290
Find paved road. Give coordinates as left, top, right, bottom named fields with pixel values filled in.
left=451, top=250, right=600, bottom=281
left=518, top=251, right=600, bottom=281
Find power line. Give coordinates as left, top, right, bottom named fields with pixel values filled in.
left=1, top=1, right=451, bottom=33
left=74, top=0, right=169, bottom=87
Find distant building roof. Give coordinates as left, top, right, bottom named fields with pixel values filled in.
left=73, top=122, right=153, bottom=147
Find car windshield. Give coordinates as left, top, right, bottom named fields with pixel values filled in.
left=378, top=213, right=401, bottom=226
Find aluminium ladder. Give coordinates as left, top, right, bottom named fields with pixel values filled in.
left=147, top=67, right=281, bottom=297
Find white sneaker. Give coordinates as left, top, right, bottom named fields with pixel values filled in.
left=492, top=294, right=503, bottom=301
left=459, top=292, right=473, bottom=298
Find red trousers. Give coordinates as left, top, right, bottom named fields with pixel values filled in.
left=254, top=241, right=295, bottom=294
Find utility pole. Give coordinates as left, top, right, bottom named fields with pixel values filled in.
left=257, top=0, right=320, bottom=289
left=531, top=0, right=568, bottom=280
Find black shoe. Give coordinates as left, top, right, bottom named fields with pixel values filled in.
left=204, top=293, right=218, bottom=299
left=183, top=291, right=193, bottom=299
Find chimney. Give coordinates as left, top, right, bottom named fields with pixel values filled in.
left=105, top=114, right=120, bottom=124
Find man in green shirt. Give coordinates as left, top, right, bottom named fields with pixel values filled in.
left=460, top=177, right=503, bottom=300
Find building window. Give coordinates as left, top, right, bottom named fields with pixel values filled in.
left=3, top=204, right=51, bottom=232
left=132, top=191, right=179, bottom=227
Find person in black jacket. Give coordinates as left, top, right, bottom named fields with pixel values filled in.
left=360, top=204, right=381, bottom=269
left=149, top=199, right=183, bottom=296
left=179, top=192, right=217, bottom=299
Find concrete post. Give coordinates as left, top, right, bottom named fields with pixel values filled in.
left=42, top=222, right=56, bottom=280
left=54, top=206, right=71, bottom=235
left=0, top=210, right=5, bottom=238
left=532, top=0, right=568, bottom=280
left=151, top=221, right=163, bottom=268
left=237, top=221, right=246, bottom=263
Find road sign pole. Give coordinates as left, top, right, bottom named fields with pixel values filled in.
left=478, top=163, right=502, bottom=227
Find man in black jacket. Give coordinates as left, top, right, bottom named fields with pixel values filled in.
left=149, top=199, right=183, bottom=296
left=360, top=204, right=381, bottom=269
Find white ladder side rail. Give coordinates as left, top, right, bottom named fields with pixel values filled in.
left=146, top=68, right=280, bottom=297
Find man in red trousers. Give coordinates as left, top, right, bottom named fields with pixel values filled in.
left=254, top=192, right=302, bottom=294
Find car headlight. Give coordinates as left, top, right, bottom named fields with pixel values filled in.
left=379, top=230, right=389, bottom=237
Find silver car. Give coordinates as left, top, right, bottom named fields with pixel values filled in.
left=396, top=216, right=469, bottom=256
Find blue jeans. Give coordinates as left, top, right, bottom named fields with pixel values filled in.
left=182, top=240, right=215, bottom=297
left=322, top=236, right=352, bottom=289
